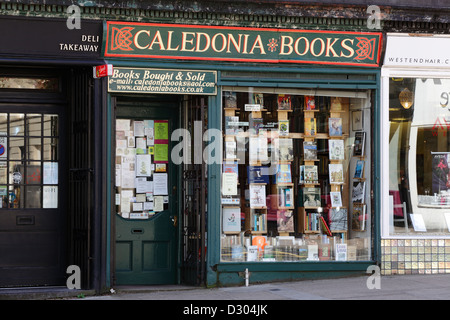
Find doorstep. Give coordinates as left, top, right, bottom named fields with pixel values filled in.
left=0, top=286, right=95, bottom=300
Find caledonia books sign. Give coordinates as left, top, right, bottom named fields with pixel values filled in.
left=103, top=21, right=382, bottom=67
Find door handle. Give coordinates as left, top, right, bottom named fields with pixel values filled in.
left=171, top=215, right=178, bottom=227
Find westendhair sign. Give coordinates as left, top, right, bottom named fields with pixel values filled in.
left=103, top=21, right=382, bottom=67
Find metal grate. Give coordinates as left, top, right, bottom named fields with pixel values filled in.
left=68, top=68, right=94, bottom=290
left=181, top=96, right=207, bottom=286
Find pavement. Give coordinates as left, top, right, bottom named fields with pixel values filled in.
left=68, top=273, right=450, bottom=300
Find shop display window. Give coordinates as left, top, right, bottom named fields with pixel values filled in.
left=220, top=87, right=372, bottom=262
left=388, top=77, right=450, bottom=236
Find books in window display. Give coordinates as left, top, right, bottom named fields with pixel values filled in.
left=302, top=187, right=321, bottom=207
left=351, top=204, right=366, bottom=231
left=249, top=114, right=264, bottom=135
left=252, top=208, right=267, bottom=232
left=223, top=162, right=238, bottom=176
left=330, top=191, right=343, bottom=208
left=224, top=91, right=237, bottom=108
left=222, top=207, right=241, bottom=233
left=304, top=95, right=316, bottom=110
left=252, top=93, right=264, bottom=106
left=353, top=131, right=366, bottom=157
left=277, top=94, right=292, bottom=110
left=328, top=118, right=343, bottom=136
left=328, top=139, right=345, bottom=160
left=329, top=207, right=348, bottom=231
left=276, top=138, right=294, bottom=162
left=278, top=186, right=294, bottom=208
left=304, top=117, right=317, bottom=136
left=225, top=116, right=240, bottom=135
left=303, top=140, right=318, bottom=161
left=249, top=184, right=266, bottom=208
left=275, top=164, right=292, bottom=183
left=278, top=119, right=289, bottom=136
left=248, top=165, right=269, bottom=184
left=354, top=160, right=365, bottom=179
left=329, top=163, right=344, bottom=184
left=225, top=141, right=237, bottom=160
left=352, top=181, right=366, bottom=203
left=277, top=209, right=294, bottom=232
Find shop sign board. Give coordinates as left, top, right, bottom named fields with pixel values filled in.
left=108, top=67, right=217, bottom=95
left=103, top=21, right=382, bottom=67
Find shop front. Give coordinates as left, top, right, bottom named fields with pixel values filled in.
left=103, top=21, right=383, bottom=286
left=381, top=34, right=450, bottom=275
left=0, top=16, right=105, bottom=290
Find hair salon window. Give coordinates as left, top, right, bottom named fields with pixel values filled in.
left=220, top=87, right=373, bottom=262
left=388, top=77, right=450, bottom=236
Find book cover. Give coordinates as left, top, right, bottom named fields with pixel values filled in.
left=354, top=160, right=365, bottom=179
left=351, top=204, right=366, bottom=231
left=248, top=166, right=269, bottom=184
left=276, top=164, right=292, bottom=183
left=249, top=115, right=264, bottom=135
left=352, top=181, right=366, bottom=203
left=335, top=243, right=348, bottom=261
left=278, top=120, right=289, bottom=136
left=277, top=94, right=292, bottom=110
left=329, top=139, right=345, bottom=160
left=330, top=191, right=343, bottom=207
left=276, top=138, right=294, bottom=161
left=305, top=95, right=316, bottom=110
left=249, top=184, right=266, bottom=208
left=304, top=165, right=318, bottom=184
left=224, top=91, right=237, bottom=108
left=223, top=162, right=239, bottom=176
left=252, top=93, right=264, bottom=106
left=225, top=116, right=239, bottom=135
left=303, top=187, right=321, bottom=207
left=277, top=209, right=294, bottom=232
left=329, top=163, right=344, bottom=184
left=329, top=207, right=348, bottom=231
left=249, top=136, right=268, bottom=162
left=328, top=118, right=343, bottom=136
left=304, top=117, right=316, bottom=136
left=353, top=131, right=366, bottom=156
left=222, top=207, right=241, bottom=232
left=319, top=216, right=332, bottom=237
left=303, top=141, right=317, bottom=160
left=278, top=186, right=294, bottom=208
left=225, top=141, right=236, bottom=159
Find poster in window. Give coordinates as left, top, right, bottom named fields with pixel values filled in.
left=431, top=152, right=450, bottom=194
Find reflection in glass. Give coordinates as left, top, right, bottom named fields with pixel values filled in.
left=10, top=114, right=24, bottom=136
left=43, top=138, right=58, bottom=161
left=24, top=186, right=41, bottom=208
left=389, top=77, right=450, bottom=235
left=9, top=137, right=24, bottom=160
left=27, top=114, right=42, bottom=137
left=44, top=115, right=58, bottom=137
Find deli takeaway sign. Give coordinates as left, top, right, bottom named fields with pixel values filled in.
left=103, top=21, right=382, bottom=67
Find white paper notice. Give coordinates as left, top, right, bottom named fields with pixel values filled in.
left=132, top=202, right=143, bottom=211
left=154, top=196, right=164, bottom=212
left=135, top=178, right=153, bottom=193
left=43, top=186, right=58, bottom=208
left=153, top=173, right=168, bottom=195
left=43, top=162, right=58, bottom=185
left=121, top=190, right=133, bottom=213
